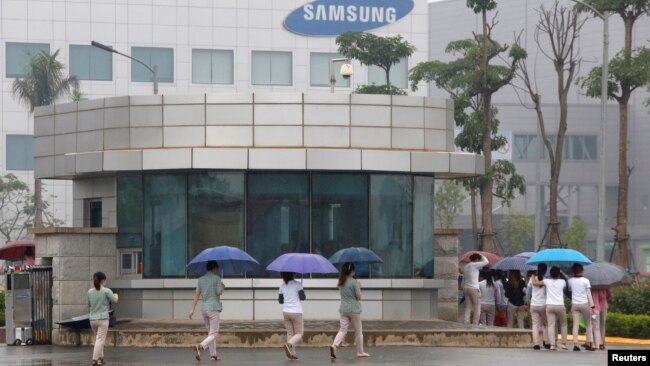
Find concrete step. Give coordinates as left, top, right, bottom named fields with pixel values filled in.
left=52, top=319, right=533, bottom=348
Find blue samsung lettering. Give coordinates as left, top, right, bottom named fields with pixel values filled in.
left=284, top=0, right=415, bottom=37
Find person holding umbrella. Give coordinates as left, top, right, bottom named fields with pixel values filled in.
left=591, top=287, right=611, bottom=350
left=188, top=260, right=224, bottom=362
left=532, top=266, right=568, bottom=351
left=462, top=253, right=489, bottom=325
left=330, top=262, right=370, bottom=359
left=568, top=263, right=598, bottom=351
left=278, top=271, right=306, bottom=360
left=527, top=263, right=550, bottom=350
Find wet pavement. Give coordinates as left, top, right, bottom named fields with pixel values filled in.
left=2, top=344, right=641, bottom=366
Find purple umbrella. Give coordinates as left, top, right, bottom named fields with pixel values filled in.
left=493, top=256, right=537, bottom=273
left=266, top=253, right=338, bottom=274
left=514, top=251, right=536, bottom=259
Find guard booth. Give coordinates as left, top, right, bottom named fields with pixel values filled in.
left=5, top=266, right=53, bottom=345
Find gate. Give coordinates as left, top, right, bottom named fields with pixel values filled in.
left=30, top=266, right=53, bottom=345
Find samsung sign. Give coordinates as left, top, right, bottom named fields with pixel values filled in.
left=284, top=0, right=415, bottom=37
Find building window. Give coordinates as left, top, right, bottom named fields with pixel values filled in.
left=368, top=57, right=408, bottom=89
left=69, top=45, right=112, bottom=81
left=5, top=42, right=50, bottom=78
left=188, top=173, right=244, bottom=262
left=120, top=249, right=143, bottom=276
left=513, top=135, right=539, bottom=160
left=310, top=52, right=350, bottom=88
left=247, top=173, right=308, bottom=277
left=570, top=135, right=597, bottom=160
left=5, top=135, right=34, bottom=171
left=312, top=174, right=368, bottom=274
left=143, top=174, right=186, bottom=278
left=192, top=49, right=234, bottom=84
left=84, top=199, right=103, bottom=228
left=251, top=51, right=292, bottom=86
left=514, top=134, right=597, bottom=161
left=131, top=47, right=174, bottom=83
left=117, top=175, right=143, bottom=248
left=370, top=175, right=413, bottom=278
left=413, top=176, right=434, bottom=278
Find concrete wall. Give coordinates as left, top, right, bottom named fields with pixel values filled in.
left=72, top=177, right=117, bottom=228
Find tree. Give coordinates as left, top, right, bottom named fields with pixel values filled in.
left=499, top=210, right=534, bottom=256
left=561, top=218, right=587, bottom=252
left=409, top=0, right=527, bottom=252
left=434, top=180, right=466, bottom=228
left=0, top=174, right=62, bottom=242
left=515, top=1, right=586, bottom=247
left=336, top=32, right=415, bottom=94
left=576, top=0, right=650, bottom=269
left=11, top=49, right=79, bottom=228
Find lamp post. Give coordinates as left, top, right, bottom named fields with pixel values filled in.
left=329, top=58, right=353, bottom=93
left=91, top=41, right=159, bottom=95
left=569, top=0, right=609, bottom=261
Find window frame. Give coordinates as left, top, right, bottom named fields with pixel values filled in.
left=69, top=44, right=114, bottom=81
left=250, top=50, right=294, bottom=87
left=308, top=52, right=351, bottom=88
left=5, top=134, right=35, bottom=171
left=130, top=45, right=175, bottom=84
left=190, top=48, right=235, bottom=85
left=5, top=42, right=50, bottom=78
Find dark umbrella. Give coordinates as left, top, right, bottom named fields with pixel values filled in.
left=186, top=245, right=259, bottom=275
left=492, top=256, right=537, bottom=273
left=583, top=261, right=631, bottom=289
left=0, top=240, right=35, bottom=261
left=267, top=253, right=338, bottom=274
left=328, top=247, right=383, bottom=265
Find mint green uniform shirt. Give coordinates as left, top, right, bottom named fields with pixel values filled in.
left=196, top=271, right=223, bottom=312
left=87, top=286, right=116, bottom=320
left=338, top=277, right=362, bottom=314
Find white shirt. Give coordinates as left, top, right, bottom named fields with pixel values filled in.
left=279, top=280, right=303, bottom=313
left=568, top=277, right=592, bottom=305
left=542, top=278, right=566, bottom=306
left=479, top=280, right=501, bottom=305
left=462, top=256, right=489, bottom=290
left=528, top=281, right=546, bottom=307
left=496, top=280, right=508, bottom=306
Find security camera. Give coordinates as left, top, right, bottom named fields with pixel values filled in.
left=340, top=63, right=353, bottom=79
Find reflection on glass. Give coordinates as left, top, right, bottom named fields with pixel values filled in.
left=188, top=173, right=245, bottom=273
left=247, top=173, right=309, bottom=277
left=143, top=174, right=186, bottom=278
left=312, top=174, right=369, bottom=276
left=414, top=176, right=434, bottom=278
left=370, top=175, right=413, bottom=278
left=116, top=175, right=143, bottom=248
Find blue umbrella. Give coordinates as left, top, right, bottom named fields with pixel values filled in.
left=493, top=256, right=537, bottom=273
left=266, top=253, right=338, bottom=274
left=514, top=251, right=536, bottom=259
left=526, top=248, right=592, bottom=267
left=187, top=245, right=259, bottom=275
left=329, top=247, right=383, bottom=265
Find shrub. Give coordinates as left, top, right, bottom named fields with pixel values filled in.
left=606, top=312, right=650, bottom=339
left=609, top=282, right=650, bottom=315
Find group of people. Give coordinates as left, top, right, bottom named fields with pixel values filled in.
left=461, top=253, right=610, bottom=351
left=86, top=261, right=368, bottom=364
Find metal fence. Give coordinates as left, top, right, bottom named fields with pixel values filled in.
left=30, top=266, right=52, bottom=345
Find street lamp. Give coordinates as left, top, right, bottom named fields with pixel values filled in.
left=330, top=58, right=353, bottom=93
left=568, top=0, right=609, bottom=261
left=91, top=41, right=159, bottom=95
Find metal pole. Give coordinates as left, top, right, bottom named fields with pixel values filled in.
left=330, top=60, right=336, bottom=93
left=153, top=65, right=159, bottom=95
left=91, top=41, right=158, bottom=95
left=596, top=14, right=609, bottom=261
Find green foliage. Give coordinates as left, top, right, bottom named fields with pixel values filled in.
left=354, top=84, right=407, bottom=96
left=561, top=218, right=587, bottom=252
left=466, top=0, right=498, bottom=14
left=609, top=282, right=650, bottom=315
left=578, top=48, right=650, bottom=101
left=434, top=180, right=466, bottom=228
left=11, top=49, right=79, bottom=112
left=336, top=32, right=415, bottom=92
left=606, top=312, right=650, bottom=339
left=574, top=0, right=650, bottom=19
left=499, top=210, right=534, bottom=256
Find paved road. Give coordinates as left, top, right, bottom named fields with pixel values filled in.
left=2, top=345, right=640, bottom=366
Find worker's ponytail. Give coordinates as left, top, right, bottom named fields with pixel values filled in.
left=93, top=271, right=106, bottom=290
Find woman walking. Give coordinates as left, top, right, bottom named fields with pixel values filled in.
left=189, top=261, right=224, bottom=362
left=462, top=253, right=489, bottom=325
left=478, top=270, right=500, bottom=326
left=568, top=263, right=598, bottom=351
left=533, top=266, right=568, bottom=350
left=87, top=271, right=118, bottom=366
left=505, top=270, right=526, bottom=328
left=279, top=272, right=306, bottom=360
left=527, top=263, right=550, bottom=350
left=591, top=287, right=611, bottom=349
left=330, top=262, right=369, bottom=359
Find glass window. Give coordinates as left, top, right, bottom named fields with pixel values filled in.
left=413, top=176, right=434, bottom=278
left=247, top=173, right=308, bottom=277
left=192, top=49, right=234, bottom=84
left=117, top=175, right=143, bottom=248
left=143, top=174, right=186, bottom=278
left=188, top=173, right=244, bottom=263
left=368, top=57, right=408, bottom=89
left=6, top=42, right=50, bottom=78
left=312, top=173, right=368, bottom=264
left=131, top=47, right=174, bottom=83
left=88, top=200, right=103, bottom=228
left=310, top=52, right=350, bottom=88
left=513, top=134, right=538, bottom=160
left=69, top=45, right=112, bottom=81
left=251, top=51, right=292, bottom=86
left=5, top=135, right=34, bottom=171
left=571, top=135, right=597, bottom=160
left=370, top=175, right=413, bottom=278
